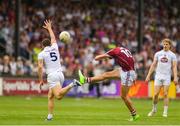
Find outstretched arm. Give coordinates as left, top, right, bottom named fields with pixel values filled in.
left=145, top=59, right=157, bottom=82
left=43, top=19, right=56, bottom=44
left=172, top=60, right=178, bottom=85
left=95, top=53, right=111, bottom=61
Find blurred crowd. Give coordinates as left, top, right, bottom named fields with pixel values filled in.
left=0, top=0, right=180, bottom=80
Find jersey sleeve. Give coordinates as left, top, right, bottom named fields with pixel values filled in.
left=51, top=43, right=58, bottom=50
left=106, top=47, right=119, bottom=57
left=38, top=52, right=43, bottom=60
left=171, top=53, right=177, bottom=62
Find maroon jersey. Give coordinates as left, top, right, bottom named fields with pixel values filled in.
left=106, top=47, right=135, bottom=71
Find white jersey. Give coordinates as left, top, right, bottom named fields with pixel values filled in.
left=38, top=43, right=62, bottom=75
left=154, top=50, right=177, bottom=79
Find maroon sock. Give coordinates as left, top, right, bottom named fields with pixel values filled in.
left=131, top=110, right=136, bottom=116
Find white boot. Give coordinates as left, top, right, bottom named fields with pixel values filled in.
left=162, top=112, right=167, bottom=117
left=148, top=110, right=157, bottom=117
left=46, top=114, right=53, bottom=120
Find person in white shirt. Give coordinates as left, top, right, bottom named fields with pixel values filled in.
left=146, top=38, right=178, bottom=117
left=38, top=20, right=81, bottom=120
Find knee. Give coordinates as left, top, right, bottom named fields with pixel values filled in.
left=48, top=95, right=54, bottom=100
left=102, top=73, right=107, bottom=79
left=154, top=93, right=159, bottom=98
left=164, top=93, right=168, bottom=98
left=48, top=96, right=53, bottom=100
left=121, top=95, right=127, bottom=101
left=56, top=95, right=63, bottom=100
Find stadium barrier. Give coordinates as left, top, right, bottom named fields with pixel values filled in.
left=1, top=77, right=48, bottom=95
left=0, top=77, right=178, bottom=98
left=63, top=80, right=120, bottom=97
left=128, top=80, right=148, bottom=98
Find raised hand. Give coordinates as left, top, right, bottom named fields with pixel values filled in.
left=43, top=19, right=52, bottom=30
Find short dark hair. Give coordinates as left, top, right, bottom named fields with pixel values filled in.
left=42, top=38, right=51, bottom=47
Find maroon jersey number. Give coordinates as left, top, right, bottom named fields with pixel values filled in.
left=120, top=47, right=132, bottom=58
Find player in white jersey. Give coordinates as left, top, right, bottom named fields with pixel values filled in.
left=145, top=38, right=178, bottom=117
left=38, top=20, right=81, bottom=120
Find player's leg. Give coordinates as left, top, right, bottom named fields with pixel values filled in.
left=78, top=69, right=119, bottom=84
left=52, top=80, right=81, bottom=100
left=49, top=71, right=81, bottom=100
left=52, top=82, right=72, bottom=100
left=121, top=85, right=139, bottom=121
left=47, top=88, right=54, bottom=120
left=121, top=86, right=135, bottom=113
left=120, top=70, right=139, bottom=121
left=153, top=85, right=162, bottom=108
left=148, top=82, right=162, bottom=116
left=162, top=85, right=170, bottom=117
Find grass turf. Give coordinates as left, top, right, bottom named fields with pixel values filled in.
left=0, top=96, right=180, bottom=125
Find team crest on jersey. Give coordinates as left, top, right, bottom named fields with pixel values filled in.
left=160, top=56, right=168, bottom=63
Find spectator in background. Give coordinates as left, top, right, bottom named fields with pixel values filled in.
left=19, top=31, right=30, bottom=59
left=87, top=62, right=101, bottom=98
left=31, top=62, right=38, bottom=76
left=0, top=57, right=3, bottom=75
left=23, top=60, right=33, bottom=76
left=32, top=43, right=41, bottom=63
left=16, top=57, right=24, bottom=76
left=2, top=55, right=11, bottom=76
left=0, top=0, right=179, bottom=81
left=0, top=22, right=6, bottom=55
left=9, top=56, right=17, bottom=76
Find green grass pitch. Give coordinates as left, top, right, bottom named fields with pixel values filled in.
left=0, top=96, right=180, bottom=125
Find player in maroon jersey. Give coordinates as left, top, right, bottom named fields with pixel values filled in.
left=78, top=47, right=140, bottom=121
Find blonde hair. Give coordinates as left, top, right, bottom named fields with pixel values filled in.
left=162, top=38, right=172, bottom=46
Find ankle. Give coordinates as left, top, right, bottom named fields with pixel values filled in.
left=131, top=110, right=136, bottom=117
left=87, top=77, right=91, bottom=83
left=163, top=106, right=168, bottom=113
left=152, top=103, right=157, bottom=112
left=69, top=83, right=75, bottom=88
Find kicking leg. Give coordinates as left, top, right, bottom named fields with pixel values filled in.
left=52, top=83, right=72, bottom=100
left=78, top=69, right=119, bottom=84
left=121, top=85, right=139, bottom=121
left=52, top=80, right=81, bottom=100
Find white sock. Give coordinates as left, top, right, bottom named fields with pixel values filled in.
left=69, top=82, right=74, bottom=88
left=47, top=114, right=53, bottom=119
left=163, top=106, right=168, bottom=114
left=152, top=104, right=157, bottom=112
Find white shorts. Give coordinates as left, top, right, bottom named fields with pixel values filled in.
left=47, top=71, right=64, bottom=88
left=119, top=68, right=137, bottom=86
left=154, top=76, right=171, bottom=86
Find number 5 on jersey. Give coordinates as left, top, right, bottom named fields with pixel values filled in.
left=50, top=52, right=57, bottom=61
